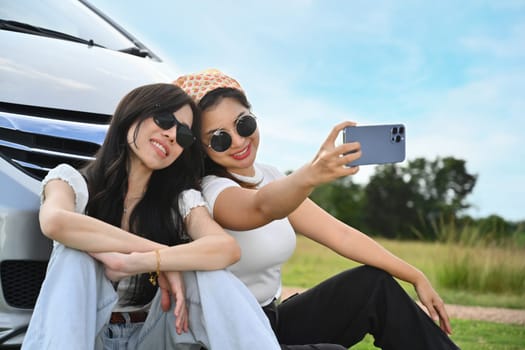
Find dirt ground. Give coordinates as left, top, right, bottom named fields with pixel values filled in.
left=281, top=287, right=525, bottom=325
left=438, top=303, right=525, bottom=325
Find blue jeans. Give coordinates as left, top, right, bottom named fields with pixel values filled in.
left=22, top=243, right=279, bottom=350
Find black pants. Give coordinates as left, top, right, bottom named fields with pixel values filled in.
left=263, top=266, right=460, bottom=350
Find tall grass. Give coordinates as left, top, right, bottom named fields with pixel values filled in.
left=430, top=217, right=525, bottom=296
left=436, top=245, right=525, bottom=294
left=283, top=235, right=525, bottom=309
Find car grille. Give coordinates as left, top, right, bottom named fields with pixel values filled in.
left=0, top=261, right=48, bottom=309
left=0, top=102, right=109, bottom=180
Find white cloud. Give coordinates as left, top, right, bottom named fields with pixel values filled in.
left=396, top=72, right=524, bottom=220
left=461, top=23, right=525, bottom=58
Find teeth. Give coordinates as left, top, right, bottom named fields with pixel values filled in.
left=152, top=141, right=167, bottom=155
left=235, top=147, right=248, bottom=156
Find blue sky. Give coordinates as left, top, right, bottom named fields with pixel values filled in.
left=91, top=0, right=525, bottom=221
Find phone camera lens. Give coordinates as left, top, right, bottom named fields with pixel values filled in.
left=392, top=127, right=398, bottom=134
left=395, top=135, right=402, bottom=143
left=399, top=126, right=405, bottom=134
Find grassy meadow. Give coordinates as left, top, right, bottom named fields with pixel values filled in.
left=350, top=319, right=525, bottom=350
left=282, top=235, right=525, bottom=349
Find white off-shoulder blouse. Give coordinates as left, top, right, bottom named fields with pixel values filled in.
left=41, top=163, right=206, bottom=218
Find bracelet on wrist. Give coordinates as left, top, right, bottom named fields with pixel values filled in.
left=149, top=249, right=161, bottom=286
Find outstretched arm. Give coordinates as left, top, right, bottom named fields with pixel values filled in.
left=288, top=198, right=453, bottom=335
left=212, top=121, right=362, bottom=231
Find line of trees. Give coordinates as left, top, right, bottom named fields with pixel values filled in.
left=305, top=156, right=523, bottom=240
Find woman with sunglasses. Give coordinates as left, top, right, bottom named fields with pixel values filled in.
left=22, top=83, right=280, bottom=349
left=175, top=70, right=460, bottom=350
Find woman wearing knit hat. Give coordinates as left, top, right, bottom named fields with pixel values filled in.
left=175, top=70, right=461, bottom=350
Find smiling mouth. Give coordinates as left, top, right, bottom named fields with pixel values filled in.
left=232, top=144, right=250, bottom=160
left=151, top=140, right=167, bottom=156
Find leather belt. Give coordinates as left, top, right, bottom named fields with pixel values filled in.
left=109, top=311, right=148, bottom=324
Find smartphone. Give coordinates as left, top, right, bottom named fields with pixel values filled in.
left=342, top=124, right=406, bottom=166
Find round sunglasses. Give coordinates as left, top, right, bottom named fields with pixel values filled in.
left=207, top=114, right=257, bottom=152
left=152, top=112, right=195, bottom=148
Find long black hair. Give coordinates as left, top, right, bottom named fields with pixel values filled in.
left=82, top=83, right=202, bottom=305
left=199, top=87, right=257, bottom=188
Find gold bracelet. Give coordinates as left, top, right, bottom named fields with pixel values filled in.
left=149, top=249, right=161, bottom=286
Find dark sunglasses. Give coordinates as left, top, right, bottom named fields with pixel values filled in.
left=207, top=114, right=257, bottom=152
left=153, top=112, right=195, bottom=148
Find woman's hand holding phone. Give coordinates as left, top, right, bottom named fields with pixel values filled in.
left=305, top=121, right=363, bottom=187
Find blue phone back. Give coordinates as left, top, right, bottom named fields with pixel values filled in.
left=343, top=124, right=406, bottom=166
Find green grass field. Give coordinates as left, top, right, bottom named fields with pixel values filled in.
left=350, top=320, right=525, bottom=350
left=282, top=236, right=525, bottom=349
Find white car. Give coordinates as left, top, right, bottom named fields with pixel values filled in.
left=0, top=0, right=177, bottom=346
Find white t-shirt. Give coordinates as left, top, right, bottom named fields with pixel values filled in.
left=202, top=163, right=297, bottom=306
left=41, top=163, right=207, bottom=311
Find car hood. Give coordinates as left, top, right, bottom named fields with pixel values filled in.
left=0, top=30, right=178, bottom=114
